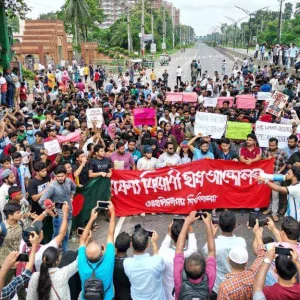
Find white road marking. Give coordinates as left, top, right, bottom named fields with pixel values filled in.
left=114, top=216, right=126, bottom=241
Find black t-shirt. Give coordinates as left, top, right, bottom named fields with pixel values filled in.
left=113, top=257, right=132, bottom=300
left=88, top=157, right=112, bottom=173
left=72, top=163, right=89, bottom=185
left=27, top=176, right=50, bottom=215
left=30, top=142, right=44, bottom=161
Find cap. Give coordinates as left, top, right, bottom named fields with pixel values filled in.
left=1, top=169, right=12, bottom=180
left=22, top=221, right=43, bottom=244
left=21, top=107, right=28, bottom=113
left=229, top=246, right=248, bottom=264
left=180, top=140, right=189, bottom=148
left=144, top=145, right=153, bottom=153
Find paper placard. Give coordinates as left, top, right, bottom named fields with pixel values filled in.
left=257, top=92, right=272, bottom=101
left=236, top=95, right=257, bottom=109
left=255, top=121, right=293, bottom=148
left=44, top=139, right=61, bottom=156
left=194, top=112, right=227, bottom=139
left=86, top=108, right=103, bottom=128
left=134, top=108, right=156, bottom=126
left=203, top=97, right=218, bottom=107
left=225, top=122, right=252, bottom=140
left=266, top=91, right=288, bottom=117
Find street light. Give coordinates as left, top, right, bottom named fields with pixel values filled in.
left=224, top=16, right=247, bottom=50
left=235, top=5, right=268, bottom=54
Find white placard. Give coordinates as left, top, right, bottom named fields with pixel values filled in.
left=86, top=108, right=103, bottom=128
left=194, top=112, right=227, bottom=139
left=44, top=139, right=61, bottom=156
left=255, top=121, right=292, bottom=148
left=257, top=92, right=272, bottom=101
left=203, top=97, right=218, bottom=107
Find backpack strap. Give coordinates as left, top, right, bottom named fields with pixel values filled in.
left=0, top=222, right=7, bottom=237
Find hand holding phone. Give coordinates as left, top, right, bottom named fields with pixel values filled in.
left=97, top=201, right=109, bottom=210
left=275, top=247, right=293, bottom=256
left=77, top=227, right=84, bottom=236
left=145, top=229, right=154, bottom=237
left=195, top=212, right=207, bottom=219
left=17, top=253, right=29, bottom=262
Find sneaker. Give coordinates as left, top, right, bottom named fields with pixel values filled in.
left=262, top=209, right=271, bottom=215
left=272, top=215, right=279, bottom=222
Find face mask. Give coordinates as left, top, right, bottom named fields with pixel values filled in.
left=175, top=120, right=180, bottom=125
left=26, top=130, right=33, bottom=136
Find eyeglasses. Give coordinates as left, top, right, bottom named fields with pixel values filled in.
left=168, top=148, right=174, bottom=150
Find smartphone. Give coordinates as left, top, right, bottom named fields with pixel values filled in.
left=145, top=229, right=154, bottom=237
left=249, top=212, right=258, bottom=228
left=77, top=227, right=84, bottom=236
left=173, top=217, right=184, bottom=223
left=97, top=201, right=109, bottom=209
left=259, top=219, right=268, bottom=227
left=195, top=212, right=207, bottom=219
left=55, top=203, right=64, bottom=209
left=134, top=224, right=142, bottom=231
left=17, top=253, right=29, bottom=262
left=212, top=217, right=219, bottom=225
left=275, top=247, right=293, bottom=256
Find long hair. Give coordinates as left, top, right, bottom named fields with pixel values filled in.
left=37, top=247, right=59, bottom=300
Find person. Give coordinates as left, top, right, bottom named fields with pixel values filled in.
left=162, top=70, right=169, bottom=87
left=150, top=69, right=157, bottom=86
left=26, top=245, right=78, bottom=300
left=0, top=169, right=16, bottom=220
left=239, top=134, right=262, bottom=165
left=258, top=166, right=300, bottom=222
left=217, top=219, right=266, bottom=299
left=188, top=133, right=214, bottom=161
left=110, top=142, right=135, bottom=170
left=124, top=228, right=166, bottom=300
left=176, top=66, right=182, bottom=86
left=222, top=60, right=226, bottom=75
left=88, top=144, right=112, bottom=178
left=137, top=145, right=157, bottom=171
left=253, top=247, right=300, bottom=300
left=174, top=211, right=216, bottom=300
left=72, top=149, right=89, bottom=186
left=282, top=135, right=298, bottom=159
left=286, top=139, right=300, bottom=168
left=0, top=232, right=39, bottom=300
left=203, top=210, right=246, bottom=299
left=262, top=137, right=288, bottom=222
left=39, top=165, right=76, bottom=252
left=159, top=219, right=197, bottom=300
left=215, top=138, right=238, bottom=161
left=113, top=232, right=132, bottom=300
left=126, top=139, right=141, bottom=165
left=156, top=142, right=181, bottom=168
left=78, top=203, right=116, bottom=300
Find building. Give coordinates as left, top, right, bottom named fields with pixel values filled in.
left=174, top=8, right=180, bottom=25
left=12, top=20, right=73, bottom=67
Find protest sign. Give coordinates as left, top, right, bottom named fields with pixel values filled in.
left=182, top=92, right=198, bottom=103
left=86, top=108, right=103, bottom=128
left=225, top=122, right=252, bottom=140
left=236, top=95, right=257, bottom=109
left=44, top=139, right=61, bottom=156
left=194, top=112, right=227, bottom=139
left=165, top=92, right=198, bottom=103
left=217, top=97, right=234, bottom=108
left=166, top=93, right=183, bottom=102
left=255, top=121, right=293, bottom=148
left=111, top=159, right=273, bottom=216
left=257, top=92, right=272, bottom=101
left=134, top=108, right=156, bottom=126
left=203, top=97, right=218, bottom=107
left=266, top=91, right=288, bottom=117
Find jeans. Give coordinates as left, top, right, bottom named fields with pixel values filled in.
left=176, top=76, right=181, bottom=86
left=6, top=88, right=14, bottom=108
left=53, top=215, right=72, bottom=252
left=0, top=92, right=6, bottom=105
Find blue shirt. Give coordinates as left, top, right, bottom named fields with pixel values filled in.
left=193, top=148, right=214, bottom=161
left=126, top=149, right=142, bottom=164
left=78, top=243, right=115, bottom=300
left=260, top=84, right=272, bottom=92
left=124, top=253, right=166, bottom=300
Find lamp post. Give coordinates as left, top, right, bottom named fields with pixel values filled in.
left=224, top=16, right=247, bottom=50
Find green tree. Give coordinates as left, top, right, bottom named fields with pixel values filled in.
left=7, top=15, right=19, bottom=32
left=1, top=0, right=30, bottom=19
left=65, top=0, right=90, bottom=47
left=283, top=2, right=293, bottom=21
left=295, top=3, right=300, bottom=16
left=38, top=11, right=59, bottom=20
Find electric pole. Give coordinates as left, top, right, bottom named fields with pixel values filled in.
left=141, top=0, right=145, bottom=57
left=278, top=0, right=285, bottom=43
left=127, top=3, right=131, bottom=54
left=162, top=1, right=166, bottom=50
left=225, top=16, right=247, bottom=50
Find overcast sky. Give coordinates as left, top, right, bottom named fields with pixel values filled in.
left=26, top=0, right=298, bottom=36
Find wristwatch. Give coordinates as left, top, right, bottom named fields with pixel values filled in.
left=263, top=257, right=271, bottom=264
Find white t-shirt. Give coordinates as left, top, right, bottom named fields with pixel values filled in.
left=176, top=68, right=182, bottom=76
left=286, top=183, right=300, bottom=221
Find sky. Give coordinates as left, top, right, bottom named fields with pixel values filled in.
left=26, top=0, right=299, bottom=36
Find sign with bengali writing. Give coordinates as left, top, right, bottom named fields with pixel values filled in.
left=194, top=112, right=227, bottom=139
left=44, top=139, right=61, bottom=156
left=255, top=121, right=293, bottom=148
left=236, top=95, right=257, bottom=109
left=226, top=122, right=252, bottom=140
left=111, top=159, right=274, bottom=216
left=257, top=92, right=272, bottom=101
left=134, top=108, right=156, bottom=126
left=86, top=108, right=103, bottom=128
left=203, top=97, right=218, bottom=107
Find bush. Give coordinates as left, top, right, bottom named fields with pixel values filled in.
left=109, top=53, right=114, bottom=58
left=98, top=47, right=104, bottom=53
left=22, top=67, right=35, bottom=80
left=123, top=50, right=129, bottom=56
left=114, top=54, right=120, bottom=59
left=103, top=49, right=109, bottom=55
left=118, top=48, right=125, bottom=54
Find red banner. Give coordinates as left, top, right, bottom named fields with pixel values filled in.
left=111, top=160, right=274, bottom=216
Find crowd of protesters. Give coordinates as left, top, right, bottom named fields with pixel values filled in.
left=0, top=48, right=298, bottom=299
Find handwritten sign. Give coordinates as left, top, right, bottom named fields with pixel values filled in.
left=44, top=139, right=61, bottom=156
left=257, top=92, right=272, bottom=101
left=236, top=95, right=257, bottom=109
left=266, top=91, right=288, bottom=117
left=203, top=97, right=218, bottom=107
left=86, top=108, right=103, bottom=128
left=217, top=97, right=234, bottom=108
left=134, top=108, right=156, bottom=126
left=225, top=122, right=252, bottom=140
left=255, top=121, right=292, bottom=148
left=165, top=92, right=197, bottom=103
left=195, top=112, right=227, bottom=139
left=166, top=93, right=183, bottom=102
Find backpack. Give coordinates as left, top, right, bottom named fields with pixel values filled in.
left=84, top=259, right=110, bottom=300
left=0, top=222, right=7, bottom=247
left=178, top=271, right=209, bottom=300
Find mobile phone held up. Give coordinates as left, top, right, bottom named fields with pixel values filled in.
left=249, top=212, right=268, bottom=228
left=195, top=212, right=207, bottom=219
left=17, top=253, right=29, bottom=262
left=145, top=229, right=154, bottom=237
left=275, top=247, right=293, bottom=256
left=77, top=227, right=84, bottom=236
left=55, top=202, right=64, bottom=209
left=96, top=201, right=109, bottom=213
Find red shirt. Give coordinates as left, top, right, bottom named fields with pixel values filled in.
left=239, top=146, right=262, bottom=160
left=94, top=72, right=100, bottom=82
left=263, top=283, right=300, bottom=300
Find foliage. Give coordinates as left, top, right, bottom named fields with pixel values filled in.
left=283, top=2, right=293, bottom=21
left=21, top=66, right=35, bottom=80
left=1, top=0, right=30, bottom=19
left=38, top=11, right=59, bottom=20
left=7, top=15, right=19, bottom=32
